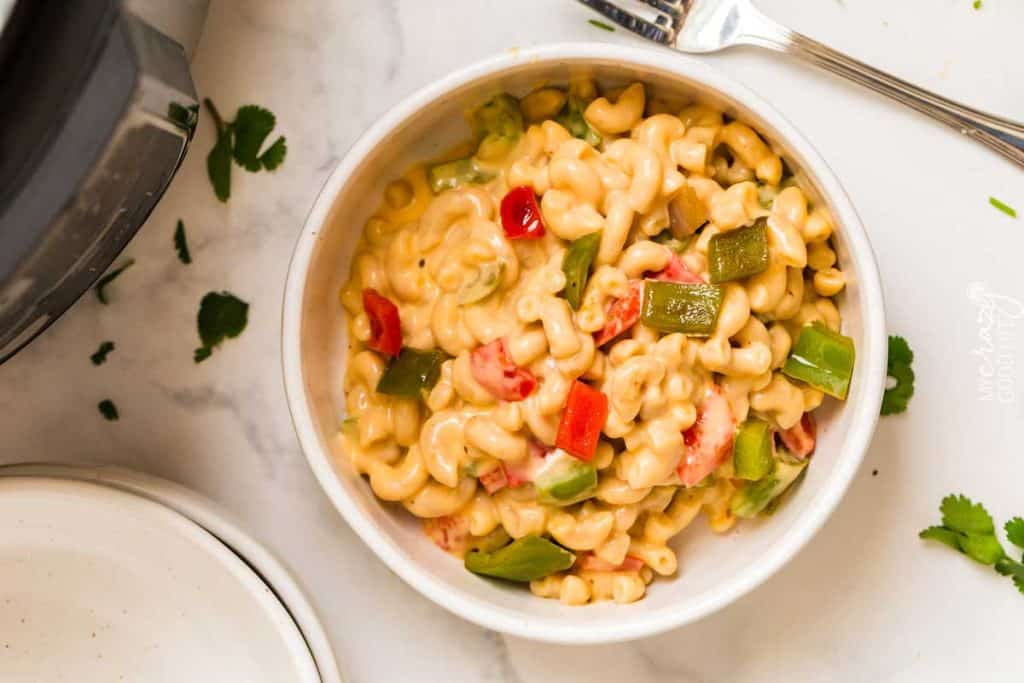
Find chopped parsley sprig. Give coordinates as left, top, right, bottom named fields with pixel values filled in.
left=881, top=335, right=914, bottom=416
left=204, top=99, right=287, bottom=202
left=98, top=399, right=119, bottom=421
left=174, top=220, right=192, bottom=264
left=921, top=495, right=1024, bottom=596
left=194, top=291, right=249, bottom=362
left=90, top=341, right=115, bottom=366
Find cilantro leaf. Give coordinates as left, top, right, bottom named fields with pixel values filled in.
left=203, top=99, right=287, bottom=201
left=941, top=494, right=995, bottom=535
left=232, top=105, right=277, bottom=172
left=90, top=341, right=115, bottom=366
left=98, top=399, right=119, bottom=421
left=259, top=136, right=287, bottom=171
left=958, top=532, right=1005, bottom=565
left=1006, top=517, right=1024, bottom=550
left=881, top=335, right=914, bottom=415
left=94, top=259, right=135, bottom=304
left=174, top=220, right=192, bottom=264
left=194, top=291, right=249, bottom=362
left=919, top=526, right=962, bottom=551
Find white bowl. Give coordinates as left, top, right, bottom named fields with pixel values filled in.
left=282, top=43, right=887, bottom=644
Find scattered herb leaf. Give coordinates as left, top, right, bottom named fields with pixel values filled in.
left=203, top=99, right=287, bottom=202
left=881, top=335, right=914, bottom=415
left=94, top=259, right=135, bottom=305
left=921, top=494, right=1024, bottom=596
left=973, top=0, right=982, bottom=9
left=174, top=220, right=192, bottom=264
left=989, top=196, right=1017, bottom=218
left=90, top=341, right=115, bottom=366
left=98, top=399, right=119, bottom=421
left=1006, top=517, right=1024, bottom=550
left=588, top=18, right=615, bottom=32
left=194, top=291, right=249, bottom=362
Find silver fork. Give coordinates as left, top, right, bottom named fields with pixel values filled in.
left=577, top=0, right=1024, bottom=169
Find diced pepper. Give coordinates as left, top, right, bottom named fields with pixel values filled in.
left=730, top=457, right=807, bottom=518
left=732, top=419, right=775, bottom=481
left=470, top=94, right=524, bottom=143
left=652, top=253, right=704, bottom=284
left=777, top=412, right=816, bottom=459
left=478, top=464, right=509, bottom=494
left=651, top=229, right=692, bottom=255
left=500, top=186, right=546, bottom=239
left=376, top=347, right=446, bottom=397
left=457, top=261, right=505, bottom=305
left=782, top=322, right=856, bottom=400
left=678, top=384, right=736, bottom=487
left=533, top=449, right=598, bottom=505
left=469, top=338, right=537, bottom=402
left=562, top=231, right=602, bottom=310
left=668, top=183, right=708, bottom=236
left=641, top=280, right=723, bottom=336
left=556, top=94, right=602, bottom=146
left=469, top=527, right=512, bottom=554
left=707, top=219, right=769, bottom=283
left=555, top=381, right=609, bottom=462
left=362, top=288, right=402, bottom=357
left=594, top=280, right=643, bottom=347
left=576, top=553, right=645, bottom=572
left=424, top=515, right=470, bottom=553
left=464, top=534, right=575, bottom=582
left=427, top=157, right=495, bottom=194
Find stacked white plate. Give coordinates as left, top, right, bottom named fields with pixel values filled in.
left=0, top=463, right=342, bottom=683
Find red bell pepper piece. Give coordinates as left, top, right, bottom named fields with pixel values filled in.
left=593, top=280, right=643, bottom=347
left=576, top=553, right=645, bottom=572
left=555, top=380, right=609, bottom=462
left=362, top=288, right=402, bottom=357
left=478, top=465, right=509, bottom=494
left=778, top=412, right=816, bottom=459
left=653, top=253, right=704, bottom=284
left=500, top=186, right=546, bottom=240
left=678, top=384, right=736, bottom=487
left=470, top=338, right=537, bottom=402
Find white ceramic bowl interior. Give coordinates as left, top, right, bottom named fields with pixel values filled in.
left=283, top=44, right=887, bottom=644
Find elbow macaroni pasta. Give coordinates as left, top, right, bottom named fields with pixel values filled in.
left=338, top=81, right=851, bottom=605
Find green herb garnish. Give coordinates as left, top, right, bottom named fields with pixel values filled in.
left=973, top=0, right=982, bottom=9
left=94, top=259, right=135, bottom=305
left=98, top=399, right=119, bottom=421
left=881, top=335, right=914, bottom=416
left=204, top=99, right=287, bottom=202
left=588, top=18, right=615, bottom=32
left=920, top=495, right=1024, bottom=596
left=90, top=341, right=115, bottom=366
left=989, top=196, right=1016, bottom=218
left=194, top=291, right=249, bottom=362
left=174, top=220, right=192, bottom=265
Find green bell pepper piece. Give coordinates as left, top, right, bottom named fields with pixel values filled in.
left=652, top=229, right=692, bottom=254
left=470, top=527, right=512, bottom=554
left=707, top=219, right=769, bottom=283
left=782, top=322, right=856, bottom=400
left=556, top=94, right=602, bottom=147
left=457, top=261, right=505, bottom=305
left=427, top=157, right=496, bottom=194
left=534, top=449, right=598, bottom=506
left=464, top=534, right=575, bottom=582
left=640, top=280, right=724, bottom=336
left=730, top=457, right=807, bottom=518
left=732, top=419, right=776, bottom=481
left=376, top=347, right=446, bottom=398
left=471, top=94, right=524, bottom=141
left=562, top=231, right=602, bottom=310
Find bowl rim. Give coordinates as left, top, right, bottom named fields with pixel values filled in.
left=282, top=42, right=887, bottom=645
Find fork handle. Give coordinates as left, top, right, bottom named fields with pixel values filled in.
left=740, top=12, right=1024, bottom=168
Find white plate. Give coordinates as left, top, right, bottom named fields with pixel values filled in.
left=0, top=476, right=323, bottom=683
left=0, top=462, right=343, bottom=683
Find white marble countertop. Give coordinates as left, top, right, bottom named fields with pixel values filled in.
left=3, top=0, right=1024, bottom=680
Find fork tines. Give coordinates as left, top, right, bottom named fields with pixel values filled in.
left=577, top=0, right=685, bottom=45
